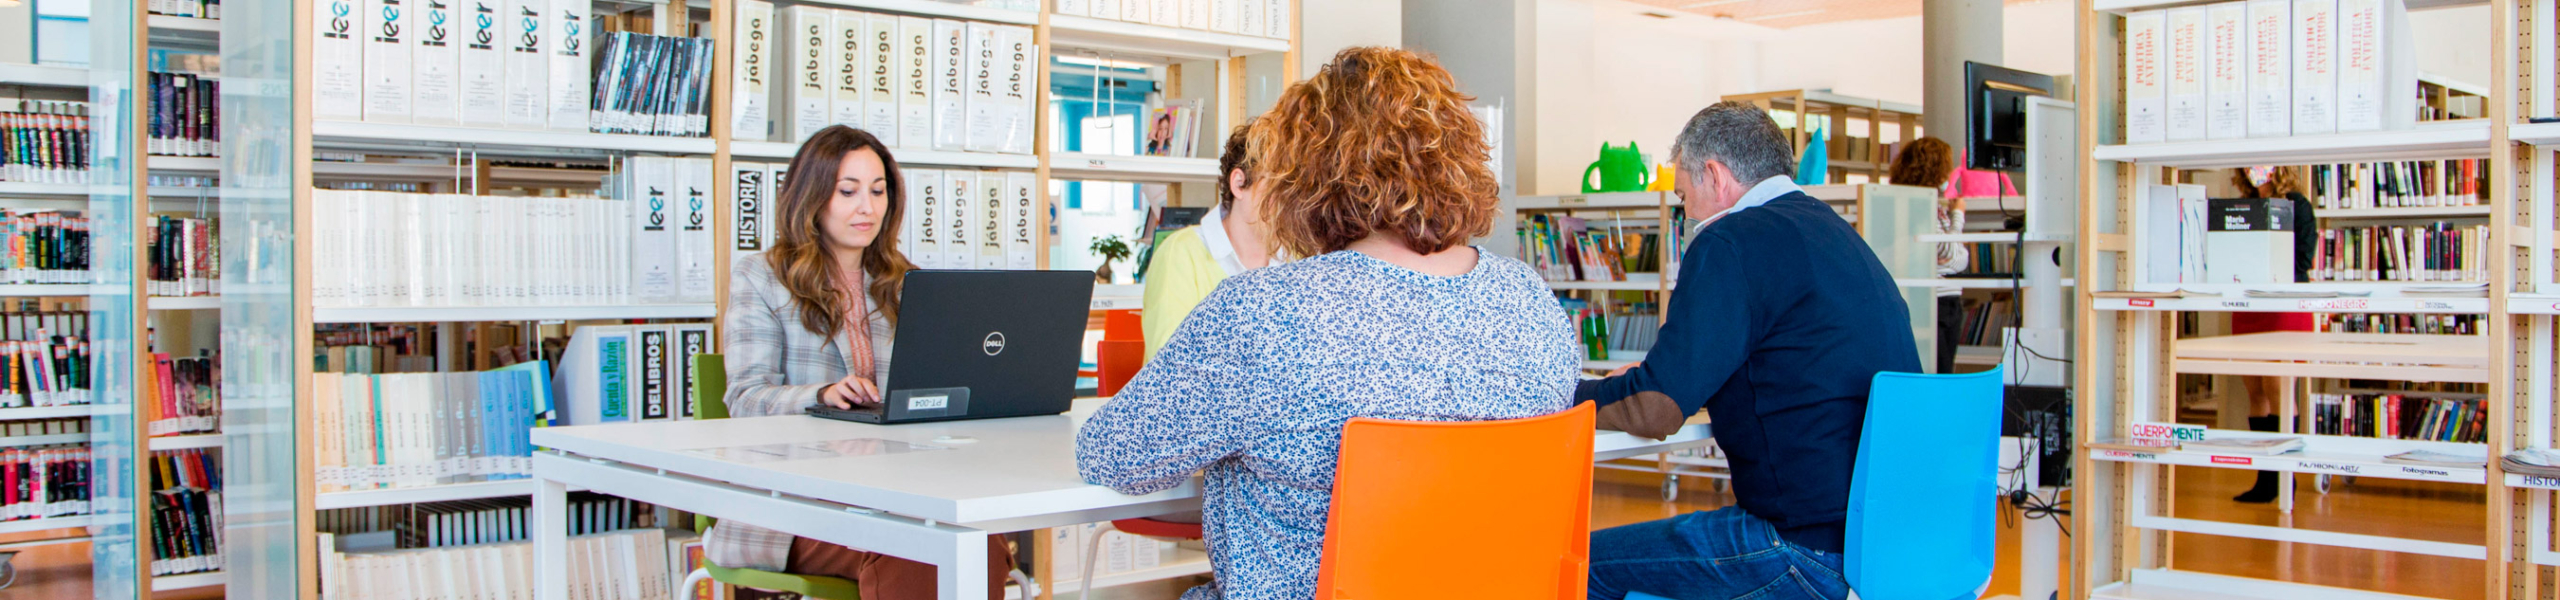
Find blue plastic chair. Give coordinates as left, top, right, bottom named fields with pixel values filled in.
left=1844, top=367, right=2005, bottom=600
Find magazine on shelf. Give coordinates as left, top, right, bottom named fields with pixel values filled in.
left=1143, top=100, right=1204, bottom=158
left=2383, top=449, right=2485, bottom=467
left=2503, top=449, right=2560, bottom=477
left=2088, top=438, right=2182, bottom=453
left=2184, top=435, right=2306, bottom=455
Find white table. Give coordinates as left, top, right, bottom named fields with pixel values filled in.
left=530, top=400, right=1714, bottom=600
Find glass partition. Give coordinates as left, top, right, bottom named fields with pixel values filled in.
left=81, top=0, right=143, bottom=596
left=216, top=0, right=300, bottom=594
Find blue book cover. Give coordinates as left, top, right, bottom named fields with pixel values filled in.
left=598, top=333, right=630, bottom=423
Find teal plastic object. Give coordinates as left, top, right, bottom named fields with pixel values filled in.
left=1795, top=127, right=1830, bottom=186
left=1845, top=367, right=2004, bottom=600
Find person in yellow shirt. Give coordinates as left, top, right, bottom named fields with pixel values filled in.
left=1140, top=123, right=1280, bottom=359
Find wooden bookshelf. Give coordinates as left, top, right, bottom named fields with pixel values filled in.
left=1721, top=89, right=1923, bottom=185
left=2072, top=2, right=2527, bottom=599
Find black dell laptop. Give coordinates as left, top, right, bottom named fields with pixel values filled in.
left=805, top=270, right=1094, bottom=424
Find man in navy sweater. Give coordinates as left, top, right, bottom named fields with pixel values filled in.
left=1581, top=102, right=1921, bottom=600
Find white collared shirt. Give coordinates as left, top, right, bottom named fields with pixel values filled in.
left=1693, top=175, right=1806, bottom=234
left=1197, top=204, right=1282, bottom=276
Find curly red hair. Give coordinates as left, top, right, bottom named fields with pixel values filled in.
left=1250, top=46, right=1497, bottom=257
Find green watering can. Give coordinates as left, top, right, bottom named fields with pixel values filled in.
left=1583, top=142, right=1652, bottom=193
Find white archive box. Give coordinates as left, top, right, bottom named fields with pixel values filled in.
left=2163, top=7, right=2206, bottom=142
left=1151, top=0, right=1181, bottom=27
left=628, top=156, right=681, bottom=303
left=832, top=9, right=870, bottom=131
left=2335, top=0, right=2415, bottom=132
left=314, top=0, right=365, bottom=120
left=2204, top=2, right=2248, bottom=139
left=2246, top=0, right=2290, bottom=137
left=964, top=23, right=1004, bottom=153
left=2143, top=184, right=2209, bottom=284
left=458, top=0, right=507, bottom=128
left=999, top=26, right=1038, bottom=155
left=1092, top=0, right=1119, bottom=18
left=364, top=0, right=415, bottom=123
left=977, top=172, right=1008, bottom=269
left=727, top=160, right=775, bottom=253
left=944, top=172, right=978, bottom=267
left=782, top=5, right=834, bottom=143
left=1006, top=171, right=1038, bottom=269
left=545, top=0, right=591, bottom=132
left=503, top=0, right=550, bottom=128
left=2123, top=10, right=2165, bottom=144
left=865, top=13, right=902, bottom=145
left=1122, top=0, right=1148, bottom=23
left=1058, top=0, right=1087, bottom=16
left=1238, top=0, right=1261, bottom=41
left=906, top=168, right=944, bottom=268
left=676, top=157, right=717, bottom=304
left=1182, top=0, right=1209, bottom=30
left=412, top=0, right=461, bottom=126
left=732, top=0, right=776, bottom=141
left=932, top=19, right=970, bottom=151
left=1210, top=0, right=1238, bottom=33
left=897, top=16, right=935, bottom=148
left=2290, top=0, right=2340, bottom=136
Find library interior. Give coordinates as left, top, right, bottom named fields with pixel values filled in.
left=0, top=0, right=2543, bottom=598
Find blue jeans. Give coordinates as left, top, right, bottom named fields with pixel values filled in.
left=1587, top=506, right=1849, bottom=600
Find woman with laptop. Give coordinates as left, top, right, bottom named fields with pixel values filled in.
left=710, top=125, right=1014, bottom=600
left=1076, top=47, right=1582, bottom=600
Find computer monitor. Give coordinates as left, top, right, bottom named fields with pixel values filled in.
left=1964, top=61, right=2057, bottom=172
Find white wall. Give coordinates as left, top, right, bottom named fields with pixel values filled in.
left=2411, top=6, right=2490, bottom=91
left=1302, top=0, right=1403, bottom=75
left=1757, top=0, right=2077, bottom=108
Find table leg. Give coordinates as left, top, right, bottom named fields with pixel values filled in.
left=1035, top=529, right=1057, bottom=600
left=943, top=529, right=991, bottom=600
left=535, top=477, right=570, bottom=600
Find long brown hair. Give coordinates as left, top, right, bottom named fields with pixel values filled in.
left=1250, top=47, right=1497, bottom=257
left=766, top=126, right=916, bottom=337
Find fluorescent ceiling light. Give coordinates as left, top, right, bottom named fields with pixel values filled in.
left=1683, top=0, right=1750, bottom=7
left=1744, top=8, right=1826, bottom=21
left=1054, top=54, right=1159, bottom=71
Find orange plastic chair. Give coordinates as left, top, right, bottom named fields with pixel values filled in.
left=1315, top=403, right=1597, bottom=600
left=1095, top=309, right=1145, bottom=396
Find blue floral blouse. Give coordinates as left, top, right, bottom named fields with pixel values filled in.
left=1075, top=248, right=1580, bottom=600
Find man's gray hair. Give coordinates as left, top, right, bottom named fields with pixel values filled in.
left=1671, top=101, right=1797, bottom=184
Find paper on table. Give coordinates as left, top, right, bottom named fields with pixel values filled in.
left=686, top=438, right=948, bottom=463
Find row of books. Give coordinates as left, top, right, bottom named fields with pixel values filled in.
left=319, top=528, right=697, bottom=600
left=317, top=326, right=441, bottom=375
left=0, top=311, right=94, bottom=409
left=147, top=0, right=219, bottom=18
left=2309, top=222, right=2486, bottom=282
left=149, top=72, right=221, bottom=157
left=727, top=161, right=1045, bottom=271
left=312, top=188, right=717, bottom=309
left=1954, top=293, right=2018, bottom=347
left=1056, top=0, right=1293, bottom=39
left=2321, top=313, right=2479, bottom=335
left=743, top=3, right=1040, bottom=155
left=1, top=445, right=90, bottom=522
left=2310, top=392, right=2487, bottom=443
left=589, top=33, right=717, bottom=138
left=1142, top=100, right=1210, bottom=158
left=2124, top=0, right=2417, bottom=144
left=145, top=352, right=220, bottom=437
left=313, top=0, right=692, bottom=137
left=0, top=210, right=91, bottom=285
left=312, top=362, right=554, bottom=493
left=2308, top=159, right=2487, bottom=210
left=556, top=325, right=713, bottom=425
left=1951, top=242, right=2023, bottom=278
left=611, top=157, right=721, bottom=303
left=149, top=447, right=222, bottom=576
left=393, top=493, right=660, bottom=549
left=150, top=216, right=218, bottom=298
left=1519, top=214, right=1639, bottom=283
left=1, top=99, right=90, bottom=184
left=1, top=416, right=86, bottom=437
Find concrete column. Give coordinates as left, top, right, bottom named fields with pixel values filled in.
left=1923, top=0, right=2002, bottom=144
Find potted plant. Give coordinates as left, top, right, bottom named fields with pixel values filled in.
left=1090, top=235, right=1132, bottom=284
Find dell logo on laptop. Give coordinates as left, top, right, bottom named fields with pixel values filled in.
left=983, top=332, right=1006, bottom=355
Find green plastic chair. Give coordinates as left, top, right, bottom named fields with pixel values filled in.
left=677, top=353, right=864, bottom=600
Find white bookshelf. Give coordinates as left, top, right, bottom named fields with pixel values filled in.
left=1091, top=284, right=1143, bottom=311
left=144, top=16, right=220, bottom=46
left=0, top=433, right=89, bottom=447
left=1046, top=152, right=1222, bottom=183
left=1047, top=14, right=1290, bottom=62
left=1512, top=192, right=1668, bottom=211
left=0, top=405, right=92, bottom=420
left=2514, top=122, right=2560, bottom=147
left=1915, top=232, right=2073, bottom=243
left=800, top=0, right=1038, bottom=24
left=2090, top=122, right=2494, bottom=169
left=729, top=141, right=1041, bottom=170
left=2090, top=569, right=2454, bottom=600
left=2092, top=0, right=2484, bottom=14
left=151, top=571, right=224, bottom=592
left=2317, top=205, right=2493, bottom=220
left=2172, top=331, right=2489, bottom=382
left=1582, top=349, right=1645, bottom=372
left=150, top=296, right=222, bottom=311
left=311, top=121, right=719, bottom=156
left=0, top=284, right=118, bottom=297
left=311, top=304, right=720, bottom=324
left=2097, top=294, right=2489, bottom=314
left=0, top=514, right=94, bottom=536
left=0, top=62, right=87, bottom=87
left=1897, top=277, right=2077, bottom=289
left=1548, top=274, right=1670, bottom=291
left=1004, top=556, right=1214, bottom=600
left=316, top=480, right=541, bottom=510
left=151, top=433, right=225, bottom=451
